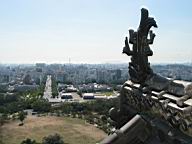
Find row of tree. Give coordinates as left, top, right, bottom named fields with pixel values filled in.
left=21, top=133, right=64, bottom=144
left=53, top=98, right=118, bottom=116
left=51, top=75, right=58, bottom=98
left=0, top=93, right=51, bottom=115
left=52, top=98, right=119, bottom=133
left=0, top=75, right=51, bottom=126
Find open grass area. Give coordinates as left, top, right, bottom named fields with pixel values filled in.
left=0, top=115, right=106, bottom=144
left=96, top=91, right=115, bottom=96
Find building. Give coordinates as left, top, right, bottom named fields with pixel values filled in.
left=0, top=74, right=9, bottom=83
left=61, top=93, right=73, bottom=99
left=13, top=84, right=39, bottom=92
left=83, top=93, right=94, bottom=99
left=36, top=63, right=46, bottom=68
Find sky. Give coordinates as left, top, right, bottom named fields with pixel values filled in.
left=0, top=0, right=192, bottom=64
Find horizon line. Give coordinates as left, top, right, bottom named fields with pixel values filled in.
left=0, top=61, right=192, bottom=65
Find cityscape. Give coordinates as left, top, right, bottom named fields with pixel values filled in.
left=1, top=63, right=192, bottom=104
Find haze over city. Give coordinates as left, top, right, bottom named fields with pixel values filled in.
left=0, top=0, right=192, bottom=64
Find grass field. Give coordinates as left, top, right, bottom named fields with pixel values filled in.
left=0, top=115, right=107, bottom=144
left=95, top=91, right=115, bottom=96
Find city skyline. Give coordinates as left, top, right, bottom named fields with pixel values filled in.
left=0, top=0, right=192, bottom=64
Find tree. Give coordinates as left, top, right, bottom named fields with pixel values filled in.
left=21, top=138, right=37, bottom=144
left=0, top=114, right=8, bottom=126
left=23, top=74, right=32, bottom=85
left=18, top=111, right=26, bottom=125
left=77, top=90, right=82, bottom=97
left=32, top=99, right=51, bottom=113
left=51, top=75, right=58, bottom=98
left=42, top=133, right=64, bottom=144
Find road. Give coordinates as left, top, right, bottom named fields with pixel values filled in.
left=43, top=75, right=52, bottom=99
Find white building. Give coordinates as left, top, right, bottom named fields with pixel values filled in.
left=83, top=93, right=94, bottom=99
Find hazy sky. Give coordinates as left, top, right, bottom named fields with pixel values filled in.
left=0, top=0, right=192, bottom=64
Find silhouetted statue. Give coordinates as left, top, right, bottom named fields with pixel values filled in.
left=123, top=8, right=157, bottom=83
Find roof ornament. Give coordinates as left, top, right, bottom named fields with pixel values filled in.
left=123, top=8, right=157, bottom=83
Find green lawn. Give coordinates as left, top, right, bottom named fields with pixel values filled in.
left=0, top=116, right=106, bottom=144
